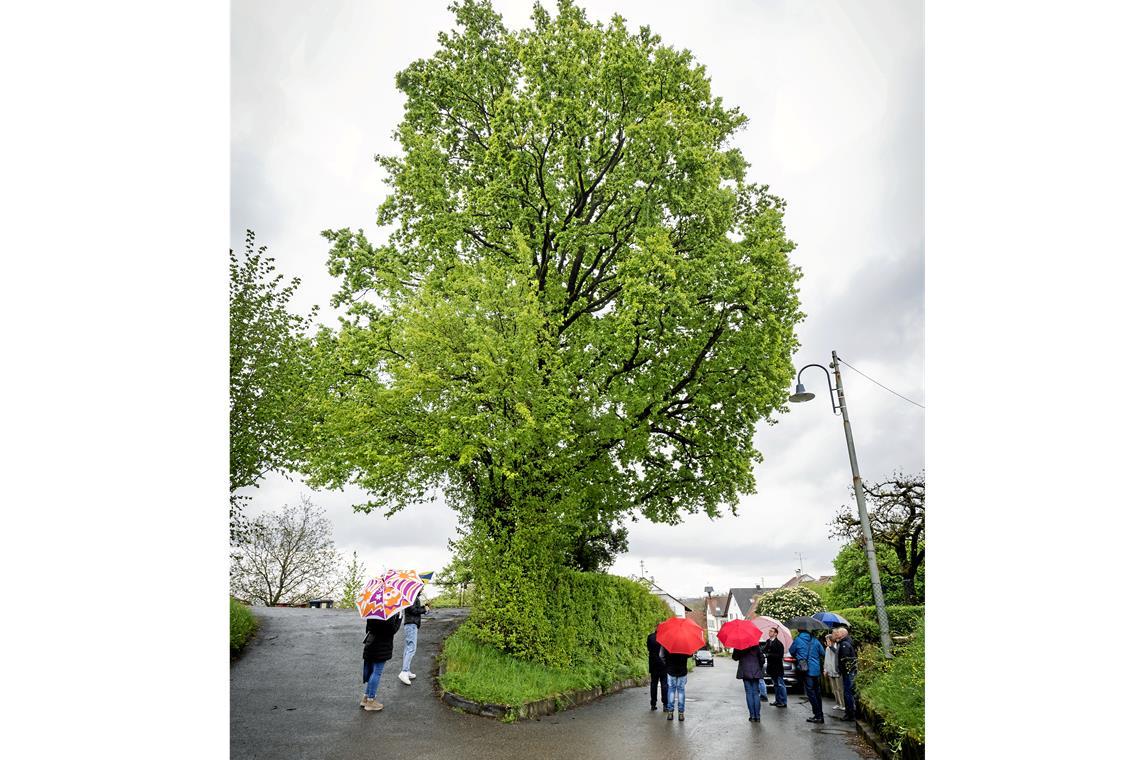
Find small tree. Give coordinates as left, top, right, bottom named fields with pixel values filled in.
left=754, top=586, right=824, bottom=620
left=230, top=496, right=340, bottom=606
left=831, top=471, right=925, bottom=605
left=337, top=550, right=370, bottom=609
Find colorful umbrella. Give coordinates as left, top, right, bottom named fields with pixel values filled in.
left=356, top=569, right=426, bottom=620
left=812, top=611, right=850, bottom=627
left=656, top=616, right=707, bottom=656
left=751, top=616, right=794, bottom=650
left=717, top=618, right=763, bottom=650
left=785, top=615, right=829, bottom=632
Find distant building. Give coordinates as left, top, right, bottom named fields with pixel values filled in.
left=641, top=579, right=692, bottom=618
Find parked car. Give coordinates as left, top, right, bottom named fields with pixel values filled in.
left=763, top=652, right=800, bottom=692
left=693, top=649, right=715, bottom=667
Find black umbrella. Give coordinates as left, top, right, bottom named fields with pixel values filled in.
left=785, top=616, right=829, bottom=631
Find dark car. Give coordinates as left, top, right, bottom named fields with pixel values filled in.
left=693, top=649, right=715, bottom=667
left=762, top=649, right=800, bottom=692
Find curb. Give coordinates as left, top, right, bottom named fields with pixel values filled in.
left=436, top=659, right=648, bottom=721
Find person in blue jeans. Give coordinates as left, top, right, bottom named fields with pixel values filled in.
left=398, top=592, right=428, bottom=685
left=361, top=614, right=402, bottom=711
left=763, top=627, right=788, bottom=707
left=732, top=644, right=765, bottom=721
left=660, top=648, right=690, bottom=721
left=789, top=629, right=826, bottom=722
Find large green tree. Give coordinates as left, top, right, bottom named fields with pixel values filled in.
left=303, top=1, right=802, bottom=660
left=230, top=231, right=316, bottom=540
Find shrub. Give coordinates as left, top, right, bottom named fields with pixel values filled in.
left=830, top=605, right=924, bottom=647
left=857, top=620, right=925, bottom=756
left=230, top=597, right=259, bottom=656
left=755, top=586, right=824, bottom=620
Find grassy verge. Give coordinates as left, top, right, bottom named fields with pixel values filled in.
left=857, top=620, right=925, bottom=756
left=427, top=589, right=471, bottom=609
left=230, top=597, right=259, bottom=657
left=438, top=621, right=646, bottom=707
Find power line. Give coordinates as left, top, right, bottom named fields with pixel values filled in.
left=837, top=357, right=925, bottom=409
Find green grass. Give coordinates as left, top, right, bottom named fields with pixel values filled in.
left=438, top=622, right=645, bottom=707
left=230, top=597, right=259, bottom=656
left=427, top=589, right=472, bottom=609
left=858, top=620, right=925, bottom=752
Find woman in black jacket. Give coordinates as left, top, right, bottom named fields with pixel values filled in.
left=764, top=628, right=788, bottom=708
left=732, top=644, right=765, bottom=721
left=361, top=614, right=402, bottom=711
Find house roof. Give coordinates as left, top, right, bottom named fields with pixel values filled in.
left=745, top=588, right=782, bottom=617
left=708, top=595, right=728, bottom=618
left=643, top=579, right=693, bottom=611
left=780, top=573, right=817, bottom=588
left=685, top=608, right=708, bottom=630
left=727, top=588, right=762, bottom=616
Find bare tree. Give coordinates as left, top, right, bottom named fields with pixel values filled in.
left=831, top=471, right=925, bottom=605
left=230, top=496, right=340, bottom=606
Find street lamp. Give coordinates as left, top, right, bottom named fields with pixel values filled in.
left=791, top=350, right=893, bottom=658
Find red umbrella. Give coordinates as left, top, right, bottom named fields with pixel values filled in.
left=717, top=618, right=763, bottom=650
left=656, top=616, right=707, bottom=656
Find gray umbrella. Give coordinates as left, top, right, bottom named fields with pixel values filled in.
left=785, top=616, right=829, bottom=631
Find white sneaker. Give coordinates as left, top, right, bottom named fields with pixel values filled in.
left=409, top=672, right=417, bottom=679
left=398, top=671, right=412, bottom=685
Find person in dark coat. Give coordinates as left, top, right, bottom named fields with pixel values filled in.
left=646, top=631, right=669, bottom=711
left=732, top=644, right=765, bottom=721
left=833, top=627, right=858, bottom=721
left=764, top=627, right=788, bottom=707
left=361, top=614, right=402, bottom=711
left=658, top=646, right=690, bottom=721
left=398, top=592, right=429, bottom=685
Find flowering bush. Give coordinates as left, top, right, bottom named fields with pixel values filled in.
left=755, top=586, right=824, bottom=620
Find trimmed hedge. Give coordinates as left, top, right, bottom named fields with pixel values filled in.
left=830, top=605, right=924, bottom=646
left=230, top=597, right=259, bottom=656
left=467, top=569, right=671, bottom=672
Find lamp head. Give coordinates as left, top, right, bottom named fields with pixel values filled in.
left=789, top=382, right=815, bottom=403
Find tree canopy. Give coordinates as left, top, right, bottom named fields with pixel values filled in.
left=831, top=471, right=925, bottom=605
left=299, top=0, right=803, bottom=660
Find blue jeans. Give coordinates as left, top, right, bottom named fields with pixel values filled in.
left=666, top=674, right=687, bottom=713
left=758, top=674, right=768, bottom=698
left=771, top=673, right=787, bottom=705
left=401, top=623, right=418, bottom=673
left=842, top=671, right=856, bottom=718
left=805, top=674, right=823, bottom=718
left=363, top=660, right=386, bottom=699
left=743, top=678, right=762, bottom=718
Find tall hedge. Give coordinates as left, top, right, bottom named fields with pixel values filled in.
left=469, top=567, right=671, bottom=670
left=830, top=605, right=925, bottom=646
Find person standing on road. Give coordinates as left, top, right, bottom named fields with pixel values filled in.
left=659, top=647, right=690, bottom=721
left=732, top=644, right=765, bottom=721
left=764, top=627, right=788, bottom=708
left=398, top=591, right=428, bottom=685
left=833, top=627, right=858, bottom=722
left=361, top=614, right=402, bottom=711
left=789, top=628, right=826, bottom=723
left=647, top=630, right=669, bottom=711
left=824, top=632, right=845, bottom=713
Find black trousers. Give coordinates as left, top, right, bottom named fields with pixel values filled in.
left=650, top=670, right=668, bottom=707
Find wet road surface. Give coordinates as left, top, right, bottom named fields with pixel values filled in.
left=231, top=607, right=872, bottom=760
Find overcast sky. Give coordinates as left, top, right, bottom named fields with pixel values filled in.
left=231, top=0, right=924, bottom=600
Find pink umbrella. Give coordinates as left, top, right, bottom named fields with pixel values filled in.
left=751, top=615, right=793, bottom=650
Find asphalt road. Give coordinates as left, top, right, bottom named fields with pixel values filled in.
left=231, top=607, right=874, bottom=760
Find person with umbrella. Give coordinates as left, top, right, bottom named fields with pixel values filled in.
left=656, top=617, right=705, bottom=722
left=646, top=629, right=669, bottom=711
left=361, top=613, right=401, bottom=711
left=719, top=619, right=765, bottom=721
left=356, top=570, right=424, bottom=711
left=763, top=626, right=788, bottom=708
left=788, top=622, right=827, bottom=723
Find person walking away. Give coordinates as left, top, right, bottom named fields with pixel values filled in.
left=833, top=627, right=858, bottom=722
left=732, top=644, right=765, bottom=721
left=660, top=646, right=690, bottom=721
left=361, top=614, right=402, bottom=711
left=765, top=627, right=788, bottom=707
left=646, top=630, right=669, bottom=711
left=398, top=591, right=428, bottom=685
left=790, top=628, right=826, bottom=723
left=824, top=632, right=845, bottom=713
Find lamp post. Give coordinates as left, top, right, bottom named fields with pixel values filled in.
left=791, top=350, right=893, bottom=658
